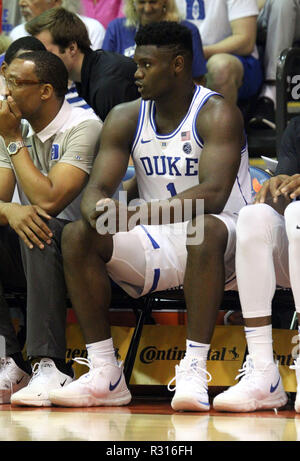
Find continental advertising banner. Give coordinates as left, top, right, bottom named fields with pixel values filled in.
left=66, top=324, right=298, bottom=391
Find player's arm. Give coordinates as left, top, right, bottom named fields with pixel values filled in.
left=81, top=99, right=140, bottom=228
left=204, top=16, right=257, bottom=59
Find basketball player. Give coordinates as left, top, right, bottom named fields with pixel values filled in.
left=48, top=21, right=252, bottom=410
left=214, top=116, right=300, bottom=413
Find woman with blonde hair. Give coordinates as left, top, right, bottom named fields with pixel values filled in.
left=102, top=0, right=206, bottom=83
left=124, top=0, right=179, bottom=26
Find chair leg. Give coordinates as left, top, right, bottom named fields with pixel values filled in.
left=124, top=297, right=153, bottom=386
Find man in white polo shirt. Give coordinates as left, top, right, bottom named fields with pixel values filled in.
left=0, top=49, right=102, bottom=406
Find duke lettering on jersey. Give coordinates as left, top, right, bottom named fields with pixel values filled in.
left=140, top=155, right=198, bottom=177
left=132, top=85, right=252, bottom=212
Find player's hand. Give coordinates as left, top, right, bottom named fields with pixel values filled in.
left=275, top=174, right=300, bottom=200
left=255, top=175, right=290, bottom=204
left=4, top=203, right=53, bottom=249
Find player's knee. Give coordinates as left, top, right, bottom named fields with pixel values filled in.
left=284, top=201, right=300, bottom=245
left=186, top=215, right=227, bottom=258
left=237, top=204, right=276, bottom=246
left=61, top=219, right=92, bottom=261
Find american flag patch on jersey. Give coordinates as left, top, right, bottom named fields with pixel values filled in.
left=181, top=131, right=190, bottom=141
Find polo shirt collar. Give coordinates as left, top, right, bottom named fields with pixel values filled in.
left=30, top=100, right=71, bottom=142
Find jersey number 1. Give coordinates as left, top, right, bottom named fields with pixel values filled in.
left=166, top=182, right=177, bottom=197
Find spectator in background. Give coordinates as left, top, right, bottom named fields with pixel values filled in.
left=1, top=0, right=22, bottom=36
left=10, top=0, right=106, bottom=50
left=249, top=0, right=300, bottom=130
left=102, top=0, right=206, bottom=84
left=0, top=35, right=97, bottom=116
left=26, top=7, right=139, bottom=121
left=176, top=0, right=262, bottom=105
left=81, top=0, right=124, bottom=29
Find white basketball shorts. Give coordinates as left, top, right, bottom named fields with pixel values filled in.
left=106, top=211, right=238, bottom=298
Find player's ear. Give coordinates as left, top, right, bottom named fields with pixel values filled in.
left=173, top=55, right=184, bottom=75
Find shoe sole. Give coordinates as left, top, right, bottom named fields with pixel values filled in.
left=10, top=397, right=52, bottom=407
left=49, top=390, right=132, bottom=408
left=213, top=392, right=288, bottom=412
left=171, top=396, right=210, bottom=412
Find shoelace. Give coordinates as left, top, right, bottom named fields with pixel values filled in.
left=232, top=356, right=277, bottom=393
left=73, top=357, right=93, bottom=375
left=234, top=356, right=254, bottom=383
left=167, top=362, right=212, bottom=392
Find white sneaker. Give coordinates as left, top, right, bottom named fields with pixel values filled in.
left=213, top=355, right=288, bottom=412
left=168, top=356, right=211, bottom=412
left=290, top=356, right=300, bottom=412
left=10, top=358, right=74, bottom=407
left=0, top=357, right=31, bottom=404
left=48, top=357, right=132, bottom=407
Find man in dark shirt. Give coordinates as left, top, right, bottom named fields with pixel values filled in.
left=26, top=7, right=139, bottom=121
left=274, top=116, right=300, bottom=175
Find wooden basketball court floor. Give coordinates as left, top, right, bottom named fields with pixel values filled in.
left=0, top=395, right=299, bottom=443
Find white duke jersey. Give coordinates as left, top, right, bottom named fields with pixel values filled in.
left=131, top=85, right=252, bottom=215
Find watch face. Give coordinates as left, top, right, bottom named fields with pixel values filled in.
left=8, top=143, right=17, bottom=154
left=7, top=141, right=24, bottom=155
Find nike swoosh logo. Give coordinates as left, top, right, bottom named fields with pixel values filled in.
left=297, top=225, right=300, bottom=229
left=141, top=139, right=151, bottom=144
left=60, top=379, right=67, bottom=387
left=109, top=373, right=122, bottom=391
left=189, top=344, right=205, bottom=348
left=270, top=377, right=280, bottom=393
left=198, top=401, right=210, bottom=406
left=16, top=377, right=24, bottom=385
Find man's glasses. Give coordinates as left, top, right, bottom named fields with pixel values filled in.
left=4, top=76, right=44, bottom=89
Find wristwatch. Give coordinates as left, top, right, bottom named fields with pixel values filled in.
left=7, top=140, right=25, bottom=156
